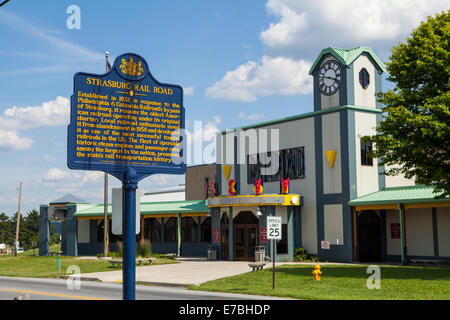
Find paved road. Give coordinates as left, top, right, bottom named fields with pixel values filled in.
left=0, top=276, right=284, bottom=300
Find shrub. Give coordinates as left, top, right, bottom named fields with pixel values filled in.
left=107, top=251, right=120, bottom=258
left=294, top=247, right=316, bottom=262
left=138, top=240, right=152, bottom=258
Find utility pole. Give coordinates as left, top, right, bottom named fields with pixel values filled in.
left=14, top=182, right=22, bottom=257
left=104, top=51, right=110, bottom=257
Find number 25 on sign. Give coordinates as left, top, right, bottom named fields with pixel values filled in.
left=267, top=217, right=282, bottom=240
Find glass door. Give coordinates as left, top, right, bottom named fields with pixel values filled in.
left=235, top=227, right=245, bottom=259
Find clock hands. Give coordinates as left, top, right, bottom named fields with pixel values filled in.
left=319, top=75, right=340, bottom=81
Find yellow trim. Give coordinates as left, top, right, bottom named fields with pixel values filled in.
left=180, top=213, right=208, bottom=217
left=141, top=214, right=177, bottom=218
left=207, top=194, right=300, bottom=207
left=404, top=202, right=450, bottom=209
left=354, top=205, right=398, bottom=211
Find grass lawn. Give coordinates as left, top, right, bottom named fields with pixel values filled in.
left=189, top=264, right=450, bottom=300
left=0, top=244, right=177, bottom=278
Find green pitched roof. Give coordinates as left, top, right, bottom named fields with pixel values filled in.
left=309, top=46, right=387, bottom=75
left=73, top=200, right=208, bottom=217
left=348, top=185, right=449, bottom=207
left=140, top=200, right=208, bottom=214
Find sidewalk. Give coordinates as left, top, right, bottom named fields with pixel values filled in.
left=80, top=257, right=280, bottom=286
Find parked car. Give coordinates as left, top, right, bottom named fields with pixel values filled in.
left=12, top=247, right=24, bottom=254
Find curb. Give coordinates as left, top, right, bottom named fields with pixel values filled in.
left=136, top=281, right=189, bottom=288
left=57, top=276, right=102, bottom=282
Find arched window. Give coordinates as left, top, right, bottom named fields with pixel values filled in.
left=359, top=68, right=370, bottom=89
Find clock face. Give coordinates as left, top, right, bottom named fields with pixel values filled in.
left=318, top=60, right=342, bottom=95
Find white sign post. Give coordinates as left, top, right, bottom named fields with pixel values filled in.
left=112, top=188, right=140, bottom=235
left=267, top=216, right=282, bottom=290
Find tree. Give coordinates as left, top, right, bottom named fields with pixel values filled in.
left=22, top=209, right=40, bottom=250
left=366, top=10, right=450, bottom=198
left=0, top=212, right=13, bottom=244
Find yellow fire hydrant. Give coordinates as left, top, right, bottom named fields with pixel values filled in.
left=312, top=265, right=322, bottom=281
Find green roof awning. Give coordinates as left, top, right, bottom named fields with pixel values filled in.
left=348, top=185, right=450, bottom=207
left=309, top=46, right=387, bottom=75
left=74, top=200, right=208, bottom=218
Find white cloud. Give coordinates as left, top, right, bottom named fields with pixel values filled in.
left=184, top=86, right=195, bottom=95
left=261, top=0, right=449, bottom=50
left=0, top=129, right=33, bottom=150
left=43, top=168, right=104, bottom=187
left=260, top=1, right=307, bottom=47
left=0, top=96, right=70, bottom=151
left=205, top=0, right=448, bottom=102
left=43, top=168, right=71, bottom=182
left=205, top=55, right=312, bottom=102
left=0, top=96, right=69, bottom=131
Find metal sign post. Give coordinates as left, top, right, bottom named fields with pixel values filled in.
left=272, top=239, right=275, bottom=290
left=123, top=167, right=137, bottom=300
left=267, top=216, right=281, bottom=290
left=67, top=53, right=186, bottom=300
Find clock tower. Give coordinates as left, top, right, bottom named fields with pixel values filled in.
left=308, top=47, right=387, bottom=262
left=309, top=47, right=386, bottom=111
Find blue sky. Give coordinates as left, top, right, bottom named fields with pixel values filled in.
left=0, top=0, right=447, bottom=216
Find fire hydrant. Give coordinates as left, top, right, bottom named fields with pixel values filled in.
left=312, top=265, right=322, bottom=281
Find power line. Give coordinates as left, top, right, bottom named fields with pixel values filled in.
left=0, top=0, right=12, bottom=8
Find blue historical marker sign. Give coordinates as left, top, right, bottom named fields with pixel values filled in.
left=67, top=53, right=186, bottom=182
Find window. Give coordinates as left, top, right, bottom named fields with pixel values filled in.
left=97, top=220, right=104, bottom=243
left=182, top=217, right=198, bottom=242
left=201, top=217, right=211, bottom=242
left=144, top=218, right=161, bottom=242
left=359, top=68, right=370, bottom=89
left=361, top=140, right=373, bottom=166
left=276, top=224, right=288, bottom=254
left=164, top=218, right=177, bottom=242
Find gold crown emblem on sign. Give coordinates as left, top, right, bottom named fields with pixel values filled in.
left=119, top=57, right=144, bottom=76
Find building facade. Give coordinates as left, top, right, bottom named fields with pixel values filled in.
left=206, top=46, right=450, bottom=263
left=39, top=47, right=449, bottom=264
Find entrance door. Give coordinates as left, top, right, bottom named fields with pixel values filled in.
left=358, top=211, right=381, bottom=262
left=233, top=211, right=259, bottom=261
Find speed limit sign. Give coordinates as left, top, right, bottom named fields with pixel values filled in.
left=267, top=216, right=282, bottom=240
